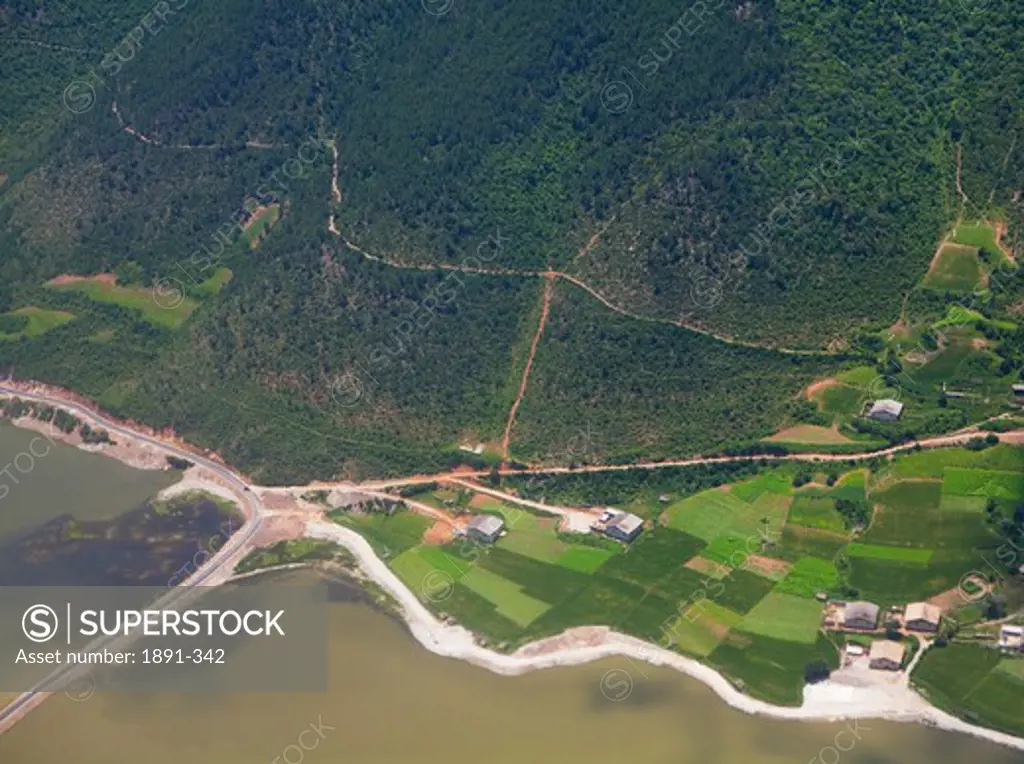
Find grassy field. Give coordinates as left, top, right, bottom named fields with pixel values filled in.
left=787, top=493, right=848, bottom=534
left=243, top=204, right=281, bottom=248
left=913, top=644, right=1024, bottom=737
left=47, top=276, right=199, bottom=329
left=923, top=243, right=982, bottom=291
left=951, top=222, right=1004, bottom=256
left=943, top=468, right=1024, bottom=500
left=846, top=543, right=933, bottom=564
left=775, top=557, right=840, bottom=598
left=0, top=306, right=74, bottom=341
left=739, top=592, right=824, bottom=644
left=330, top=509, right=431, bottom=559
left=709, top=632, right=839, bottom=706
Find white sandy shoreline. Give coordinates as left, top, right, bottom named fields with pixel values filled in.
left=306, top=520, right=1024, bottom=753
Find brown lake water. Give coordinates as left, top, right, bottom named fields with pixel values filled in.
left=0, top=426, right=1021, bottom=764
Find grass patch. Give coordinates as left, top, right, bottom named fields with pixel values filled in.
left=846, top=543, right=933, bottom=564
left=943, top=467, right=1024, bottom=500
left=938, top=493, right=989, bottom=513
left=601, top=527, right=705, bottom=587
left=460, top=567, right=552, bottom=626
left=913, top=644, right=1024, bottom=737
left=765, top=424, right=852, bottom=444
left=661, top=489, right=750, bottom=541
left=776, top=557, right=840, bottom=598
left=788, top=494, right=848, bottom=534
left=330, top=510, right=431, bottom=559
left=47, top=277, right=198, bottom=329
left=923, top=243, right=982, bottom=291
left=664, top=600, right=743, bottom=657
left=739, top=592, right=823, bottom=644
left=0, top=306, right=75, bottom=340
left=952, top=222, right=1002, bottom=255
left=712, top=569, right=777, bottom=614
left=556, top=545, right=614, bottom=573
left=709, top=632, right=839, bottom=706
left=869, top=479, right=942, bottom=511
left=243, top=204, right=281, bottom=248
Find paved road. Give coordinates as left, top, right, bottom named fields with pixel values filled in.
left=0, top=385, right=265, bottom=733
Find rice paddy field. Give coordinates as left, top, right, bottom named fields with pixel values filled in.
left=338, top=445, right=1023, bottom=710
left=912, top=644, right=1024, bottom=737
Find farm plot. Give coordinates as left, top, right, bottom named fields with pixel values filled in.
left=787, top=493, right=847, bottom=534
left=943, top=468, right=1024, bottom=501
left=739, top=592, right=823, bottom=644
left=662, top=600, right=744, bottom=657
left=331, top=510, right=431, bottom=559
left=846, top=543, right=933, bottom=564
left=710, top=632, right=839, bottom=707
left=923, top=243, right=982, bottom=291
left=913, top=644, right=1024, bottom=737
left=775, top=557, right=840, bottom=599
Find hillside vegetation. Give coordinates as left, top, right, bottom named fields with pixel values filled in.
left=0, top=0, right=1022, bottom=479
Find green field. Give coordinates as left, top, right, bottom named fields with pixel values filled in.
left=47, top=278, right=199, bottom=329
left=923, top=243, right=982, bottom=291
left=952, top=222, right=1003, bottom=256
left=709, top=633, right=839, bottom=706
left=787, top=493, right=848, bottom=534
left=846, top=543, right=933, bottom=564
left=0, top=306, right=74, bottom=341
left=943, top=468, right=1024, bottom=500
left=739, top=592, right=824, bottom=644
left=330, top=509, right=431, bottom=559
left=663, top=600, right=744, bottom=657
left=460, top=567, right=551, bottom=626
left=913, top=644, right=1024, bottom=737
left=775, top=557, right=840, bottom=599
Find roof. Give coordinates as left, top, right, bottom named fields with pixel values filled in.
left=869, top=399, right=904, bottom=417
left=609, top=512, right=643, bottom=534
left=1001, top=626, right=1024, bottom=636
left=844, top=601, right=880, bottom=623
left=845, top=644, right=866, bottom=656
left=468, top=514, right=505, bottom=536
left=905, top=602, right=941, bottom=625
left=869, top=640, right=906, bottom=663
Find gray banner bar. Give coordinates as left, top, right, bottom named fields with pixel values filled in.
left=0, top=581, right=328, bottom=693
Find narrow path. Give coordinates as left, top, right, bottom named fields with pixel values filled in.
left=502, top=278, right=555, bottom=459
left=338, top=237, right=837, bottom=356
left=573, top=217, right=616, bottom=261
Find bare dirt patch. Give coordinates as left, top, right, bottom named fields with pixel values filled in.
left=766, top=424, right=852, bottom=444
left=686, top=556, right=731, bottom=578
left=927, top=584, right=985, bottom=613
left=423, top=520, right=454, bottom=545
left=46, top=272, right=117, bottom=286
left=805, top=378, right=840, bottom=401
left=250, top=513, right=307, bottom=547
left=743, top=555, right=792, bottom=578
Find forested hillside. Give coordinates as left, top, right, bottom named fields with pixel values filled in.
left=0, top=0, right=1021, bottom=480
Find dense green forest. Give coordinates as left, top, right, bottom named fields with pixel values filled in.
left=0, top=0, right=1021, bottom=480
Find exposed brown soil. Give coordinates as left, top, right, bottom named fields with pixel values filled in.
left=46, top=272, right=117, bottom=286
left=743, top=555, right=792, bottom=578
left=422, top=520, right=453, bottom=545
left=805, top=378, right=840, bottom=401
left=685, top=556, right=731, bottom=578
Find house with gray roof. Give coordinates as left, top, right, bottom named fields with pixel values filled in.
left=604, top=511, right=644, bottom=543
left=467, top=514, right=505, bottom=544
left=843, top=601, right=880, bottom=630
left=867, top=399, right=904, bottom=422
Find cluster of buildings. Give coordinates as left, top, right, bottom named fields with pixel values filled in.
left=826, top=599, right=944, bottom=672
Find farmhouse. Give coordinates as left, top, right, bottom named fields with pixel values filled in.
left=466, top=514, right=505, bottom=544
left=904, top=602, right=942, bottom=633
left=999, top=625, right=1024, bottom=651
left=843, top=601, right=880, bottom=631
left=868, top=640, right=905, bottom=671
left=867, top=399, right=904, bottom=422
left=604, top=511, right=644, bottom=543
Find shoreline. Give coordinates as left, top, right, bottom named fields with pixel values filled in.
left=0, top=382, right=1023, bottom=752
left=306, top=520, right=1024, bottom=754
